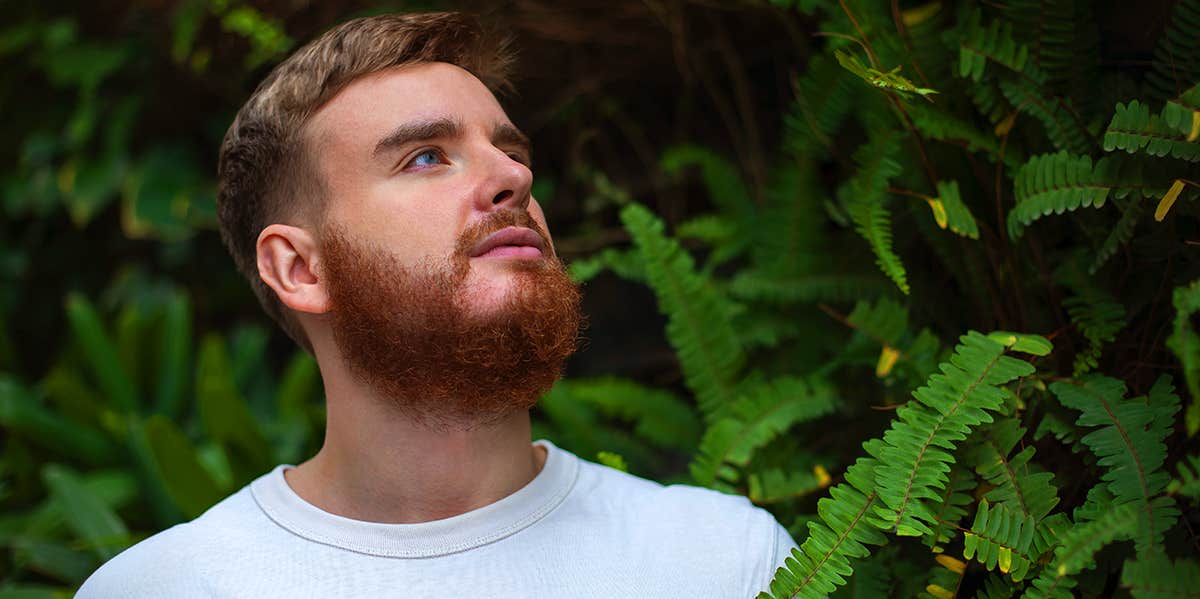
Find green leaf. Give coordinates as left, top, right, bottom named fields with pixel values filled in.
left=41, top=465, right=129, bottom=561
left=834, top=49, right=938, bottom=99
left=143, top=415, right=226, bottom=518
left=154, top=290, right=191, bottom=419
left=196, top=335, right=272, bottom=485
left=64, top=293, right=137, bottom=413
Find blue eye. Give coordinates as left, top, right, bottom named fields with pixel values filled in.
left=409, top=149, right=443, bottom=168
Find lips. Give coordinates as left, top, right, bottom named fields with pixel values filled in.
left=469, top=226, right=546, bottom=259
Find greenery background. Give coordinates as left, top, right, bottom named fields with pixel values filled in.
left=2, top=0, right=1199, bottom=597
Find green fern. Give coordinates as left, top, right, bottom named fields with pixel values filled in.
left=870, top=331, right=1047, bottom=536
left=963, top=499, right=1041, bottom=581
left=998, top=76, right=1094, bottom=154
left=784, top=54, right=858, bottom=159
left=1021, top=502, right=1139, bottom=599
left=923, top=463, right=975, bottom=551
left=1146, top=0, right=1200, bottom=102
left=620, top=203, right=745, bottom=422
left=568, top=247, right=645, bottom=284
left=1063, top=289, right=1126, bottom=376
left=957, top=10, right=1029, bottom=81
left=1166, top=278, right=1200, bottom=436
left=932, top=180, right=980, bottom=240
left=548, top=377, right=701, bottom=453
left=690, top=375, right=837, bottom=488
left=1121, top=555, right=1200, bottom=599
left=661, top=145, right=757, bottom=235
left=846, top=298, right=908, bottom=348
left=1089, top=199, right=1144, bottom=274
left=748, top=466, right=827, bottom=506
left=1162, top=82, right=1200, bottom=138
left=906, top=103, right=1025, bottom=169
left=1049, top=375, right=1181, bottom=556
left=1104, top=100, right=1200, bottom=162
left=1006, top=152, right=1110, bottom=238
left=840, top=131, right=909, bottom=294
left=758, top=447, right=888, bottom=599
left=1169, top=454, right=1200, bottom=499
left=967, top=417, right=1060, bottom=521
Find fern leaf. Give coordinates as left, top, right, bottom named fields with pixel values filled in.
left=759, top=451, right=888, bottom=599
left=691, top=375, right=837, bottom=487
left=1121, top=555, right=1200, bottom=599
left=1167, top=278, right=1200, bottom=436
left=730, top=271, right=890, bottom=304
left=957, top=10, right=1029, bottom=81
left=840, top=131, right=908, bottom=294
left=871, top=332, right=1042, bottom=536
left=830, top=549, right=891, bottom=599
left=1006, top=152, right=1110, bottom=238
left=1169, top=454, right=1200, bottom=498
left=968, top=417, right=1060, bottom=521
left=998, top=76, right=1094, bottom=154
left=620, top=203, right=746, bottom=422
left=1104, top=100, right=1200, bottom=162
left=1063, top=289, right=1126, bottom=376
left=1049, top=375, right=1181, bottom=555
left=963, top=500, right=1041, bottom=581
left=1089, top=199, right=1144, bottom=274
left=846, top=298, right=908, bottom=348
left=785, top=54, right=858, bottom=159
left=1020, top=502, right=1139, bottom=599
left=906, top=103, right=1025, bottom=169
left=661, top=145, right=757, bottom=232
left=549, top=377, right=701, bottom=453
left=568, top=247, right=645, bottom=284
left=923, top=463, right=975, bottom=552
left=932, top=180, right=980, bottom=239
left=748, top=466, right=827, bottom=506
left=834, top=48, right=938, bottom=100
left=1146, top=0, right=1200, bottom=102
left=975, top=572, right=1021, bottom=599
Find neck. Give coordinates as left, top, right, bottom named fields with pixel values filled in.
left=284, top=359, right=546, bottom=524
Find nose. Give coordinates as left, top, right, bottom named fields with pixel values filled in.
left=474, top=148, right=532, bottom=213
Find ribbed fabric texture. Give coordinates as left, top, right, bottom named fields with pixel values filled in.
left=77, top=440, right=797, bottom=598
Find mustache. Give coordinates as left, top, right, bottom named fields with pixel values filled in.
left=454, top=210, right=551, bottom=258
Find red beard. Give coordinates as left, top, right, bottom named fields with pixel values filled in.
left=320, top=210, right=583, bottom=431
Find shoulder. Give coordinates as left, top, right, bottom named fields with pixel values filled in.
left=570, top=459, right=798, bottom=594
left=74, top=486, right=260, bottom=599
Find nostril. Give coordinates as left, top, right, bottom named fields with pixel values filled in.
left=492, top=190, right=513, bottom=205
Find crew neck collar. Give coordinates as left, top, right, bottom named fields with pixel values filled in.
left=250, top=439, right=579, bottom=558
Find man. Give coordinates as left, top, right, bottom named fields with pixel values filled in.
left=77, top=12, right=797, bottom=598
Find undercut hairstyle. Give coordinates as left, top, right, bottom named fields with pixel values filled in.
left=216, top=12, right=515, bottom=352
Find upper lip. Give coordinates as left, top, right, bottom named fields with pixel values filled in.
left=470, top=226, right=546, bottom=257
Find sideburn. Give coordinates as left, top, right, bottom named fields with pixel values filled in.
left=320, top=217, right=582, bottom=431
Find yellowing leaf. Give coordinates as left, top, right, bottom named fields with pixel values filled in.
left=902, top=2, right=941, bottom=26
left=995, top=111, right=1018, bottom=136
left=937, top=555, right=967, bottom=574
left=813, top=464, right=832, bottom=487
left=1189, top=111, right=1200, bottom=142
left=926, top=197, right=948, bottom=229
left=876, top=345, right=901, bottom=377
left=1155, top=179, right=1186, bottom=222
left=927, top=584, right=955, bottom=599
left=998, top=546, right=1013, bottom=572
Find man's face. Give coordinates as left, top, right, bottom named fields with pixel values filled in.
left=306, top=61, right=552, bottom=316
left=301, top=61, right=581, bottom=428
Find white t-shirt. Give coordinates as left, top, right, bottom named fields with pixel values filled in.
left=76, top=439, right=797, bottom=598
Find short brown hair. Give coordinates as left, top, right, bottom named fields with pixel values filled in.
left=217, top=12, right=515, bottom=352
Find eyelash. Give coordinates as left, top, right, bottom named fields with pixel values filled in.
left=401, top=147, right=532, bottom=171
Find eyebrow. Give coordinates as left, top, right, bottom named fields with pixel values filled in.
left=371, top=117, right=534, bottom=165
left=373, top=117, right=462, bottom=158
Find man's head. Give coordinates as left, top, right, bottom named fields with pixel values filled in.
left=217, top=13, right=582, bottom=428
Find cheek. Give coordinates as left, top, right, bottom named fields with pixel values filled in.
left=529, top=199, right=553, bottom=241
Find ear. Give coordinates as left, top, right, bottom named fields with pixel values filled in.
left=257, top=224, right=330, bottom=315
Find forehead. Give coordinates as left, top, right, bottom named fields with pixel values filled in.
left=305, top=61, right=511, bottom=151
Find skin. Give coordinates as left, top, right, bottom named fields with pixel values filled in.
left=254, top=62, right=552, bottom=523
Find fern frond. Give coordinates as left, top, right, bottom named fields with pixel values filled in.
left=957, top=10, right=1029, bottom=81
left=963, top=500, right=1041, bottom=581
left=1121, top=555, right=1200, bottom=599
left=835, top=48, right=938, bottom=100
left=1006, top=152, right=1110, bottom=238
left=1020, top=502, right=1139, bottom=599
left=1169, top=454, right=1200, bottom=498
left=968, top=417, right=1060, bottom=521
left=840, top=131, right=908, bottom=294
left=620, top=203, right=745, bottom=422
left=1166, top=278, right=1200, bottom=437
left=923, top=463, right=975, bottom=552
left=759, top=450, right=888, bottom=599
left=1049, top=375, right=1181, bottom=555
left=1063, top=289, right=1126, bottom=376
left=1003, top=0, right=1101, bottom=109
left=998, top=76, right=1094, bottom=154
left=975, top=573, right=1021, bottom=599
left=661, top=145, right=756, bottom=226
left=748, top=466, right=827, bottom=506
left=931, top=180, right=980, bottom=240
left=906, top=103, right=1025, bottom=169
left=1146, top=0, right=1200, bottom=102
left=690, top=375, right=837, bottom=487
left=1104, top=100, right=1200, bottom=162
left=730, top=271, right=890, bottom=304
left=1163, top=82, right=1200, bottom=139
left=829, top=548, right=891, bottom=599
left=785, top=55, right=858, bottom=158
left=870, top=332, right=1044, bottom=536
left=549, top=377, right=701, bottom=453
left=846, top=298, right=908, bottom=348
left=1089, top=199, right=1144, bottom=274
left=568, top=247, right=645, bottom=284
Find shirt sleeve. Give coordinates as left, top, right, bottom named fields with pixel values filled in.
left=758, top=519, right=800, bottom=596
